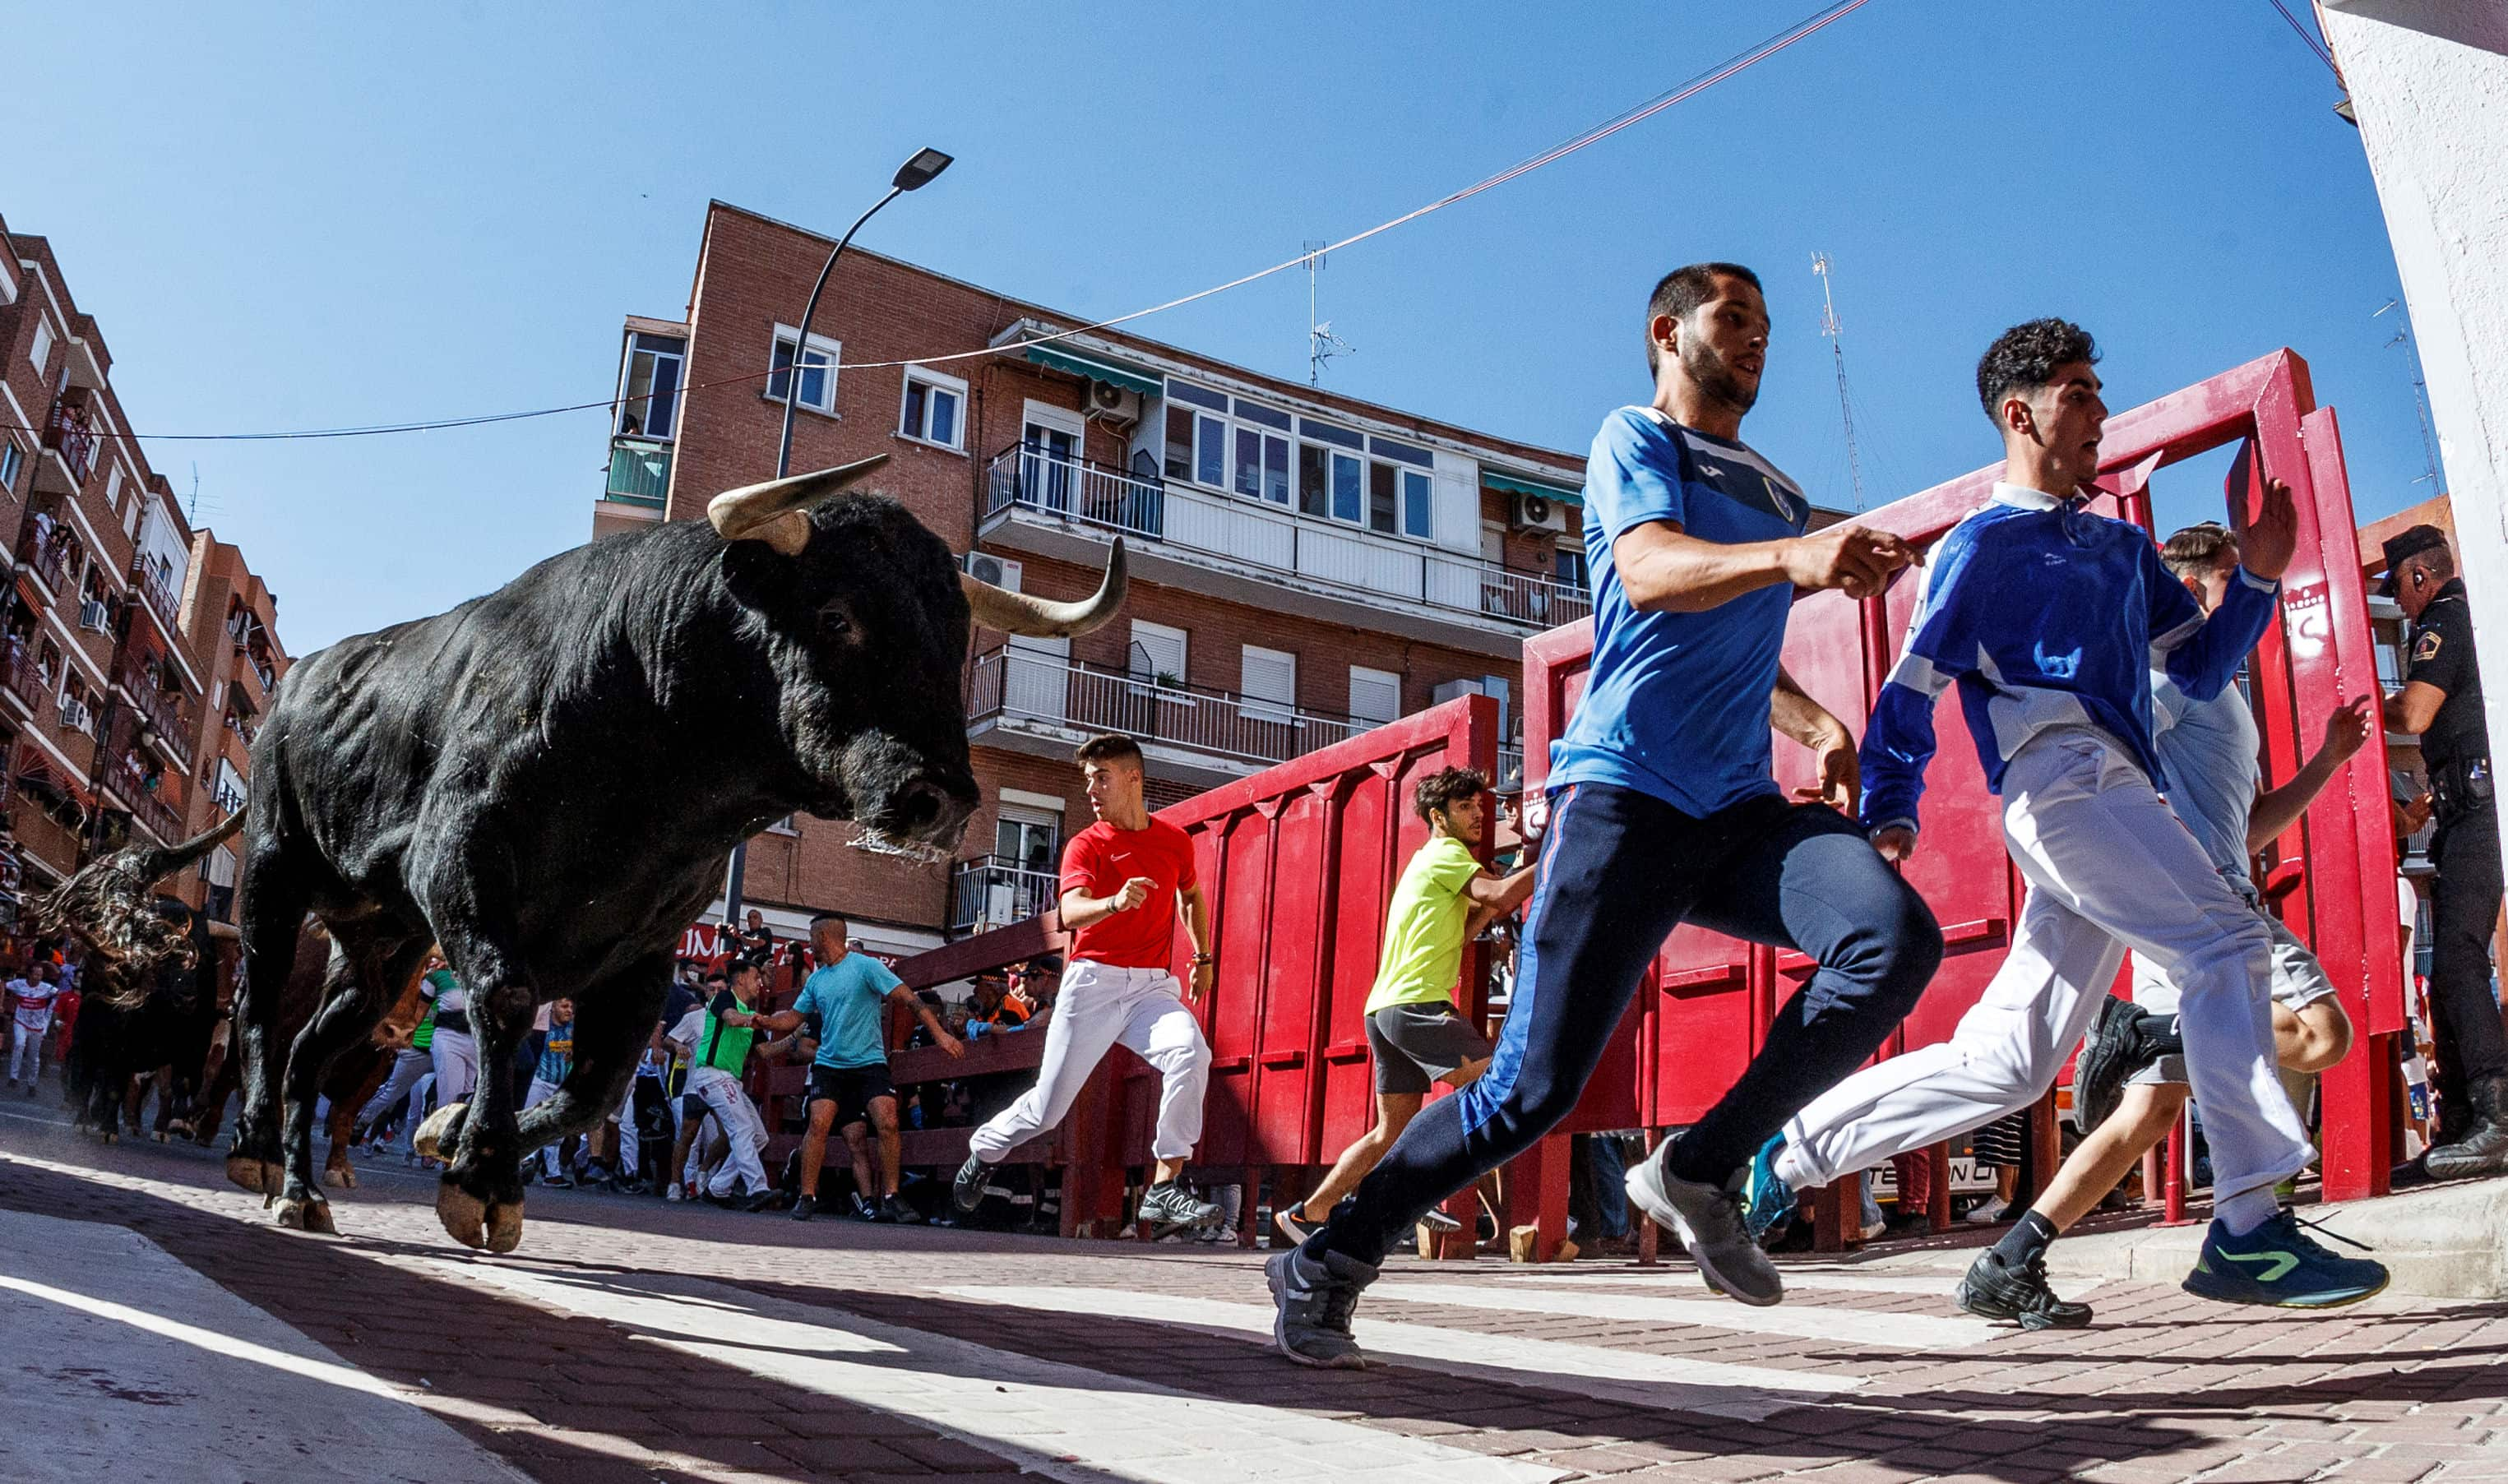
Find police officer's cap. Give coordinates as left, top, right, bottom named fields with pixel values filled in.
left=2377, top=524, right=2451, bottom=598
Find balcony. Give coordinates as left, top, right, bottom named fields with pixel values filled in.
left=99, top=727, right=183, bottom=846
left=41, top=394, right=95, bottom=491
left=114, top=654, right=197, bottom=770
left=129, top=552, right=183, bottom=635
left=981, top=446, right=1590, bottom=654
left=605, top=437, right=672, bottom=508
left=968, top=645, right=1369, bottom=782
left=15, top=522, right=74, bottom=603
left=0, top=642, right=45, bottom=718
left=950, top=857, right=1059, bottom=936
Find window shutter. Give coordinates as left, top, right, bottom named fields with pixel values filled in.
left=1241, top=645, right=1296, bottom=724
left=1349, top=666, right=1401, bottom=726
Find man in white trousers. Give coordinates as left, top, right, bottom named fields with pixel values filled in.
left=951, top=734, right=1222, bottom=1234
left=664, top=959, right=780, bottom=1211
left=1751, top=319, right=2386, bottom=1310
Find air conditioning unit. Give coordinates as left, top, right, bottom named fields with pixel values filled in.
left=962, top=552, right=1022, bottom=591
left=1085, top=382, right=1141, bottom=423
left=77, top=599, right=110, bottom=633
left=1511, top=492, right=1568, bottom=534
left=60, top=696, right=91, bottom=733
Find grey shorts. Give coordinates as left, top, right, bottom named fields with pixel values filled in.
left=1366, top=1003, right=1492, bottom=1096
left=2125, top=891, right=2344, bottom=1088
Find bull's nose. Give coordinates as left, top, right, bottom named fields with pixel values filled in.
left=895, top=779, right=969, bottom=841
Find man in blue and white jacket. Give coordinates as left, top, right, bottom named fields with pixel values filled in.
left=1761, top=319, right=2385, bottom=1311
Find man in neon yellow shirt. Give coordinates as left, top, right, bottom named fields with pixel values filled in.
left=1276, top=767, right=1536, bottom=1242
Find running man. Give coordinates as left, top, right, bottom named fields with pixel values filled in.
left=789, top=913, right=962, bottom=1223
left=664, top=959, right=783, bottom=1210
left=1272, top=262, right=1943, bottom=1368
left=1275, top=766, right=1535, bottom=1245
left=1759, top=320, right=2388, bottom=1311
left=952, top=735, right=1223, bottom=1234
left=1963, top=521, right=2371, bottom=1325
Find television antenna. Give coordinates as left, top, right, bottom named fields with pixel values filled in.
left=1811, top=252, right=1865, bottom=511
left=1303, top=240, right=1354, bottom=386
left=2373, top=298, right=2442, bottom=487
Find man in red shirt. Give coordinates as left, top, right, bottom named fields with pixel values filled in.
left=951, top=735, right=1222, bottom=1233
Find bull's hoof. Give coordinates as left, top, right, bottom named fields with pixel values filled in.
left=100, top=1131, right=118, bottom=1145
left=152, top=1130, right=169, bottom=1143
left=486, top=1202, right=525, bottom=1254
left=324, top=1158, right=359, bottom=1190
left=436, top=1186, right=488, bottom=1250
left=412, top=1102, right=468, bottom=1160
left=275, top=1196, right=337, bottom=1236
left=225, top=1155, right=282, bottom=1196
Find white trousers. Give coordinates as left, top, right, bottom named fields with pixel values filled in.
left=1781, top=728, right=2315, bottom=1209
left=524, top=1075, right=566, bottom=1176
left=8, top=1021, right=46, bottom=1083
left=685, top=1068, right=767, bottom=1196
left=357, top=1049, right=433, bottom=1137
left=969, top=961, right=1210, bottom=1164
left=615, top=1073, right=660, bottom=1178
left=430, top=1030, right=479, bottom=1107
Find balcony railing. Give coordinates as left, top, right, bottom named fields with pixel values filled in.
left=950, top=857, right=1059, bottom=935
left=0, top=643, right=45, bottom=715
left=969, top=645, right=1370, bottom=771
left=606, top=437, right=672, bottom=507
left=15, top=524, right=75, bottom=601
left=43, top=395, right=95, bottom=489
left=984, top=447, right=1591, bottom=632
left=130, top=553, right=183, bottom=632
left=114, top=653, right=197, bottom=768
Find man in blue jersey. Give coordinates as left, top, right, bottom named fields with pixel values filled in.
left=1759, top=319, right=2387, bottom=1311
left=1270, top=262, right=1945, bottom=1368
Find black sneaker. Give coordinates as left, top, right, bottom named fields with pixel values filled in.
left=1957, top=1248, right=2093, bottom=1329
left=951, top=1152, right=992, bottom=1214
left=1266, top=1246, right=1375, bottom=1369
left=2074, top=996, right=2177, bottom=1137
left=544, top=1172, right=576, bottom=1190
left=2183, top=1209, right=2390, bottom=1309
left=880, top=1194, right=923, bottom=1226
left=1141, top=1180, right=1223, bottom=1232
left=849, top=1193, right=878, bottom=1221
left=790, top=1193, right=817, bottom=1223
left=743, top=1188, right=784, bottom=1214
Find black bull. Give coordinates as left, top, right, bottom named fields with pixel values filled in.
left=198, top=457, right=1122, bottom=1250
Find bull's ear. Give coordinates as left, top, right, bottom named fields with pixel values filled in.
left=718, top=537, right=798, bottom=612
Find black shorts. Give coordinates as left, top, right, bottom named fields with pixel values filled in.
left=807, top=1064, right=895, bottom=1129
left=1366, top=1003, right=1492, bottom=1096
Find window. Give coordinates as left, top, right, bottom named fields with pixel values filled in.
left=105, top=464, right=123, bottom=512
left=1130, top=621, right=1187, bottom=688
left=0, top=441, right=20, bottom=495
left=898, top=367, right=966, bottom=450
left=1349, top=666, right=1401, bottom=726
left=766, top=326, right=840, bottom=414
left=211, top=757, right=248, bottom=816
left=1368, top=437, right=1436, bottom=539
left=994, top=807, right=1060, bottom=875
left=29, top=319, right=53, bottom=376
left=1162, top=382, right=1293, bottom=505
left=618, top=332, right=684, bottom=439
left=1555, top=542, right=1589, bottom=589
left=1241, top=645, right=1297, bottom=724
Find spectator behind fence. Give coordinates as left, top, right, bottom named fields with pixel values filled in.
left=965, top=971, right=1031, bottom=1038
left=1011, top=955, right=1061, bottom=1020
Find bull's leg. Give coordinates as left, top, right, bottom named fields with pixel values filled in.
left=274, top=933, right=426, bottom=1235
left=323, top=1050, right=391, bottom=1190
left=512, top=956, right=669, bottom=1186
left=229, top=836, right=314, bottom=1197
left=434, top=973, right=538, bottom=1253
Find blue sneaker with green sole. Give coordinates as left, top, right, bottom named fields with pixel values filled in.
left=2183, top=1209, right=2389, bottom=1309
left=1741, top=1135, right=1793, bottom=1241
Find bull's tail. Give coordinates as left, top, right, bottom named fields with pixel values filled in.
left=35, top=811, right=245, bottom=1007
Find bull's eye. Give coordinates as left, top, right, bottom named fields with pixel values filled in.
left=817, top=606, right=855, bottom=640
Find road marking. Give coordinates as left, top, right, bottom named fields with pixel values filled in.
left=1371, top=1281, right=1999, bottom=1349
left=1469, top=1265, right=2008, bottom=1297
left=942, top=1283, right=1859, bottom=1421
left=457, top=1263, right=1564, bottom=1484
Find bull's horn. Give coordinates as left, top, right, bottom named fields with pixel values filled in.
left=706, top=455, right=892, bottom=557
left=962, top=539, right=1127, bottom=638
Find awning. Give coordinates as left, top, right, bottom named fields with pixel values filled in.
left=1482, top=469, right=1584, bottom=506
left=1022, top=344, right=1164, bottom=398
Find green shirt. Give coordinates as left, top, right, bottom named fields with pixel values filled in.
left=1363, top=834, right=1484, bottom=1015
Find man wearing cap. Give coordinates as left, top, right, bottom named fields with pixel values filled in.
left=2381, top=525, right=2507, bottom=1178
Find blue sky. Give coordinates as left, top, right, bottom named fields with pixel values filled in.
left=1, top=2, right=2440, bottom=652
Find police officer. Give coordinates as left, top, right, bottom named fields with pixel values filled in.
left=2381, top=525, right=2508, bottom=1178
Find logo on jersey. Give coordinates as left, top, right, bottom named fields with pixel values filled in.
left=2415, top=631, right=2444, bottom=663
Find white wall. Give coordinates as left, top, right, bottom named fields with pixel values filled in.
left=2322, top=2, right=2508, bottom=876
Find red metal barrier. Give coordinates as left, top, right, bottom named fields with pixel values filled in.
left=1524, top=350, right=2402, bottom=1214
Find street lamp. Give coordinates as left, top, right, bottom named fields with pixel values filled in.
left=724, top=146, right=954, bottom=938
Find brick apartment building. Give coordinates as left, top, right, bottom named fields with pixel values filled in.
left=179, top=531, right=289, bottom=924
left=596, top=201, right=1609, bottom=956
left=0, top=212, right=292, bottom=937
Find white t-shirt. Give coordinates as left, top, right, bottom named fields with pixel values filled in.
left=10, top=979, right=60, bottom=1032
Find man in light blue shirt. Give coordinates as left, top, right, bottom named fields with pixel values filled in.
left=1766, top=319, right=2385, bottom=1315
left=788, top=912, right=959, bottom=1223
left=1273, top=262, right=1944, bottom=1368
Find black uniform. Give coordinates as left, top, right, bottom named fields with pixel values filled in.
left=2405, top=577, right=2504, bottom=1127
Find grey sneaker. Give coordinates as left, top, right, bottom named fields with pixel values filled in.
left=1625, top=1149, right=1784, bottom=1306
left=1141, top=1180, right=1223, bottom=1231
left=1266, top=1246, right=1376, bottom=1369
left=1274, top=1204, right=1323, bottom=1246
left=1418, top=1207, right=1464, bottom=1235
left=951, top=1152, right=991, bottom=1214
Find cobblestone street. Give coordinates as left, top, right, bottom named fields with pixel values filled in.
left=4, top=1101, right=2504, bottom=1484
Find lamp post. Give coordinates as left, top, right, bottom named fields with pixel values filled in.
left=720, top=146, right=954, bottom=942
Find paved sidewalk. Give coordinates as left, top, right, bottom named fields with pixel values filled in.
left=2, top=1100, right=2504, bottom=1483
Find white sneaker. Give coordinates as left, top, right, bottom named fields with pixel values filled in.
left=1964, top=1201, right=2010, bottom=1226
